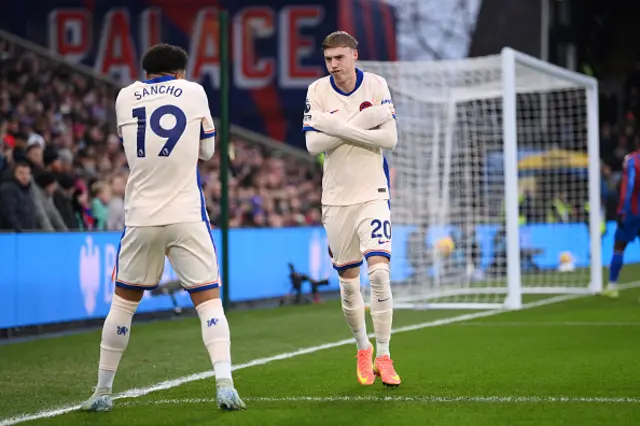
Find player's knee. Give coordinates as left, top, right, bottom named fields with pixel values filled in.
left=367, top=255, right=390, bottom=268
left=338, top=266, right=360, bottom=280
left=114, top=286, right=145, bottom=304
left=368, top=264, right=392, bottom=312
left=111, top=294, right=140, bottom=315
left=368, top=263, right=390, bottom=292
left=339, top=275, right=361, bottom=301
left=614, top=242, right=627, bottom=253
left=190, top=287, right=221, bottom=309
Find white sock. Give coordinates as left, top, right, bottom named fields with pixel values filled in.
left=97, top=370, right=115, bottom=393
left=96, top=295, right=139, bottom=392
left=368, top=263, right=393, bottom=358
left=196, top=298, right=233, bottom=385
left=608, top=282, right=618, bottom=289
left=339, top=275, right=370, bottom=351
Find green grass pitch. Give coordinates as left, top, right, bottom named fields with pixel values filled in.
left=1, top=266, right=640, bottom=426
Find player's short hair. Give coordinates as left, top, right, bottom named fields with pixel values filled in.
left=321, top=31, right=358, bottom=51
left=141, top=43, right=188, bottom=75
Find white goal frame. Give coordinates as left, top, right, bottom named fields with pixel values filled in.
left=361, top=47, right=602, bottom=311
left=500, top=48, right=602, bottom=310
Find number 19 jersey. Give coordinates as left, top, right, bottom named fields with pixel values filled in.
left=115, top=76, right=216, bottom=227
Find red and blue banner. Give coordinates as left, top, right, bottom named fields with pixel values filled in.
left=0, top=0, right=397, bottom=149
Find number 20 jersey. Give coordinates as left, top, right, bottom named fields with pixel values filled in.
left=115, top=76, right=216, bottom=227
left=303, top=69, right=394, bottom=206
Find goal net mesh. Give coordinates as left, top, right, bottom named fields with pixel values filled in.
left=359, top=54, right=596, bottom=309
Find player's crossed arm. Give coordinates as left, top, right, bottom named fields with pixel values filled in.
left=303, top=91, right=339, bottom=156
left=315, top=111, right=397, bottom=151
left=305, top=106, right=394, bottom=155
left=303, top=81, right=397, bottom=156
left=325, top=78, right=398, bottom=151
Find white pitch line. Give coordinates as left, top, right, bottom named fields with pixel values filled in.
left=2, top=282, right=639, bottom=426
left=455, top=321, right=640, bottom=327
left=117, top=395, right=640, bottom=406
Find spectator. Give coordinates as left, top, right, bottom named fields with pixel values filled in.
left=1, top=39, right=323, bottom=232
left=0, top=161, right=37, bottom=232
left=107, top=173, right=125, bottom=230
left=54, top=174, right=77, bottom=229
left=33, top=171, right=67, bottom=231
left=600, top=90, right=618, bottom=125
left=72, top=189, right=94, bottom=230
left=0, top=118, right=12, bottom=176
left=24, top=134, right=45, bottom=177
left=90, top=181, right=111, bottom=230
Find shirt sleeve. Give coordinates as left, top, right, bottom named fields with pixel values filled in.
left=302, top=83, right=322, bottom=132
left=115, top=90, right=125, bottom=142
left=619, top=155, right=636, bottom=215
left=376, top=77, right=396, bottom=120
left=197, top=84, right=216, bottom=160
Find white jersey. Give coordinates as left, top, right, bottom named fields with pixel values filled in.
left=115, top=76, right=215, bottom=227
left=303, top=69, right=394, bottom=206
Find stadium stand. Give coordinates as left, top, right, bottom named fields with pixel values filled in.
left=599, top=55, right=640, bottom=220
left=0, top=37, right=322, bottom=232
left=0, top=27, right=636, bottom=234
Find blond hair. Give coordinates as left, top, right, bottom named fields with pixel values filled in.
left=321, top=31, right=358, bottom=51
left=91, top=181, right=108, bottom=196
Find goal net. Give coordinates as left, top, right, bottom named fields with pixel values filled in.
left=359, top=48, right=602, bottom=310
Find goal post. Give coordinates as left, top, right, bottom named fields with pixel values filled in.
left=359, top=47, right=602, bottom=310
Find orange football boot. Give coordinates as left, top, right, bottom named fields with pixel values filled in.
left=373, top=355, right=401, bottom=387
left=356, top=346, right=376, bottom=385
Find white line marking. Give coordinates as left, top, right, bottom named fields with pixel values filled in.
left=2, top=282, right=639, bottom=426
left=456, top=321, right=640, bottom=327
left=117, top=395, right=640, bottom=406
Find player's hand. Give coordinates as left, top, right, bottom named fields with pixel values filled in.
left=357, top=105, right=394, bottom=129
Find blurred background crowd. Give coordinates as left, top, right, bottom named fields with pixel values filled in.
left=0, top=0, right=639, bottom=233
left=0, top=40, right=322, bottom=232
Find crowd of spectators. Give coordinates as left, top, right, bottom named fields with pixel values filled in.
left=598, top=56, right=640, bottom=218
left=3, top=34, right=639, bottom=234
left=0, top=39, right=322, bottom=233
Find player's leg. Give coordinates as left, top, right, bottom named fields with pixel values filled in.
left=323, top=205, right=374, bottom=385
left=81, top=227, right=165, bottom=412
left=166, top=222, right=245, bottom=410
left=604, top=217, right=635, bottom=298
left=358, top=200, right=400, bottom=387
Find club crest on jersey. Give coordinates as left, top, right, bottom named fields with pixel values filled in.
left=359, top=101, right=373, bottom=111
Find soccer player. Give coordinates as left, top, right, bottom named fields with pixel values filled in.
left=303, top=31, right=400, bottom=387
left=80, top=44, right=245, bottom=411
left=604, top=149, right=640, bottom=299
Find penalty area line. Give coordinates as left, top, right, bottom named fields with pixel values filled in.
left=2, top=282, right=640, bottom=426
left=118, top=395, right=640, bottom=406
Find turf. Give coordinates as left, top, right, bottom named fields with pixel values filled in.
left=1, top=266, right=639, bottom=426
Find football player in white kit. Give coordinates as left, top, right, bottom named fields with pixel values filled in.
left=303, top=31, right=400, bottom=387
left=80, top=44, right=245, bottom=411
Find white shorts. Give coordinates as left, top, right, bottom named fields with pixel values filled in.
left=322, top=199, right=392, bottom=271
left=114, top=222, right=220, bottom=293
